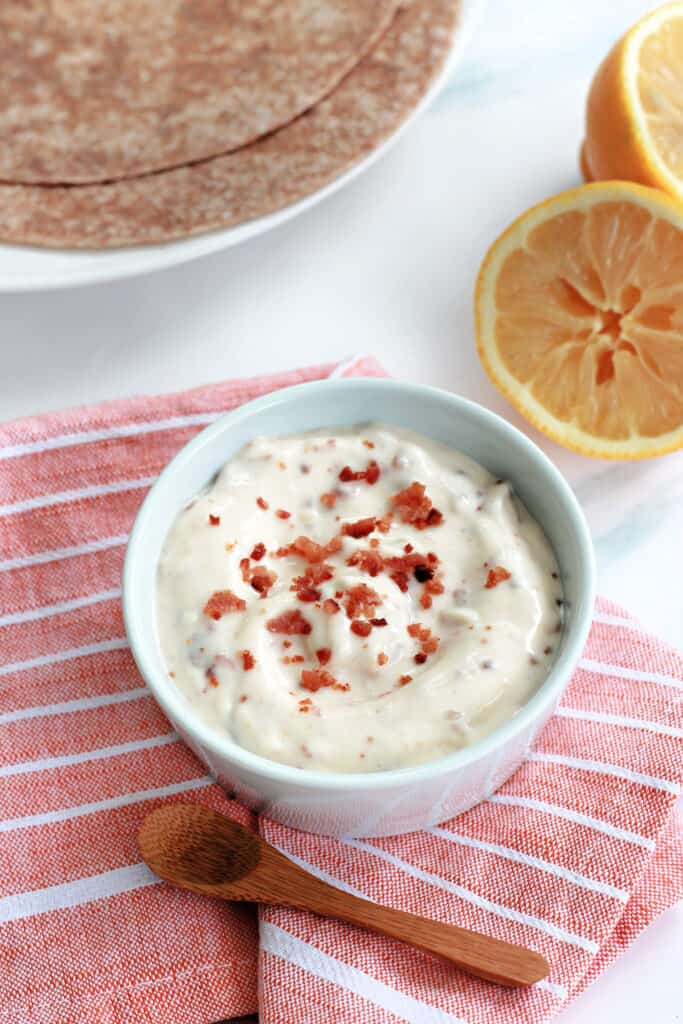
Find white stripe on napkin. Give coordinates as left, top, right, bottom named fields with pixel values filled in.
left=0, top=476, right=156, bottom=518
left=0, top=687, right=149, bottom=725
left=556, top=705, right=683, bottom=740
left=0, top=776, right=213, bottom=833
left=0, top=863, right=158, bottom=923
left=592, top=612, right=640, bottom=629
left=0, top=733, right=177, bottom=778
left=345, top=839, right=598, bottom=952
left=261, top=921, right=469, bottom=1024
left=487, top=794, right=656, bottom=851
left=0, top=534, right=128, bottom=573
left=0, top=638, right=129, bottom=676
left=0, top=589, right=120, bottom=628
left=526, top=751, right=680, bottom=794
left=0, top=412, right=219, bottom=461
left=428, top=827, right=628, bottom=902
left=579, top=658, right=683, bottom=691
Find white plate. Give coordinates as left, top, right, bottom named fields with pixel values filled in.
left=0, top=0, right=483, bottom=293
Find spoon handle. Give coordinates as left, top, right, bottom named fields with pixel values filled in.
left=254, top=848, right=549, bottom=987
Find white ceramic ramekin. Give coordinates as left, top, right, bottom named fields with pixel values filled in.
left=122, top=379, right=595, bottom=837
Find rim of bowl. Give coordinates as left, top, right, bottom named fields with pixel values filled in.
left=123, top=378, right=596, bottom=792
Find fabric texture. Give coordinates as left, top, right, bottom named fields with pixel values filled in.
left=0, top=357, right=680, bottom=1024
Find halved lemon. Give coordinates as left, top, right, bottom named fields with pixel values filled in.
left=583, top=2, right=683, bottom=198
left=475, top=181, right=683, bottom=459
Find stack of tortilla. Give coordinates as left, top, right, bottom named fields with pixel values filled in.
left=0, top=0, right=460, bottom=248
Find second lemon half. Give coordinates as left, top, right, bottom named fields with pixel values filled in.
left=475, top=181, right=683, bottom=459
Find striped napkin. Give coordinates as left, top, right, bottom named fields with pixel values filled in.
left=259, top=598, right=683, bottom=1023
left=1, top=358, right=681, bottom=1024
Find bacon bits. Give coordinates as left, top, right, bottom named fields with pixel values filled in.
left=420, top=576, right=445, bottom=610
left=277, top=534, right=342, bottom=564
left=320, top=492, right=337, bottom=509
left=370, top=617, right=388, bottom=627
left=343, top=583, right=382, bottom=620
left=206, top=668, right=220, bottom=687
left=346, top=548, right=384, bottom=577
left=398, top=674, right=413, bottom=686
left=203, top=590, right=246, bottom=619
left=377, top=652, right=388, bottom=666
left=350, top=619, right=372, bottom=637
left=208, top=514, right=220, bottom=526
left=266, top=609, right=312, bottom=635
left=376, top=514, right=392, bottom=533
left=365, top=460, right=381, bottom=484
left=248, top=565, right=277, bottom=597
left=485, top=566, right=512, bottom=589
left=390, top=481, right=443, bottom=529
left=256, top=497, right=269, bottom=510
left=389, top=569, right=409, bottom=593
left=276, top=509, right=291, bottom=519
left=240, top=553, right=277, bottom=596
left=298, top=697, right=314, bottom=713
left=291, top=561, right=334, bottom=603
left=341, top=517, right=376, bottom=539
left=407, top=622, right=440, bottom=661
left=301, top=668, right=350, bottom=693
left=346, top=547, right=444, bottom=609
left=407, top=622, right=436, bottom=645
left=293, top=563, right=334, bottom=587
left=316, top=647, right=332, bottom=666
left=250, top=542, right=266, bottom=561
left=322, top=598, right=340, bottom=615
left=240, top=650, right=256, bottom=671
left=384, top=550, right=439, bottom=593
left=339, top=459, right=380, bottom=485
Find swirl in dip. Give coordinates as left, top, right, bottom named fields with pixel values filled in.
left=157, top=425, right=562, bottom=772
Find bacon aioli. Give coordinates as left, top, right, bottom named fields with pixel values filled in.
left=156, top=426, right=563, bottom=772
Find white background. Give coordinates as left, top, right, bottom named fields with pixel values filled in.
left=2, top=1, right=681, bottom=1020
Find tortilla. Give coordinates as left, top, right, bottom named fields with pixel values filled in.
left=0, top=0, right=397, bottom=184
left=0, top=0, right=460, bottom=248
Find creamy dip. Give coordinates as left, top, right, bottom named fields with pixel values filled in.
left=157, top=425, right=562, bottom=773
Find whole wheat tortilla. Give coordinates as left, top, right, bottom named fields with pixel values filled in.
left=0, top=0, right=460, bottom=248
left=0, top=0, right=397, bottom=184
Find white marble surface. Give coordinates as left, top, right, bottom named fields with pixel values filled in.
left=2, top=2, right=681, bottom=1020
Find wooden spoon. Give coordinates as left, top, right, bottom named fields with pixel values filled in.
left=139, top=803, right=549, bottom=988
